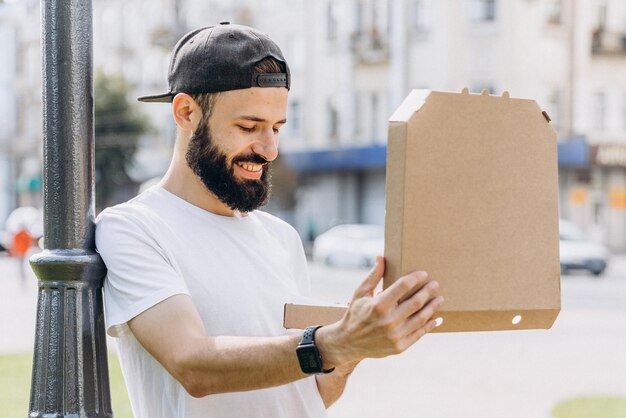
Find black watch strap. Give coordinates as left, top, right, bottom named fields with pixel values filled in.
left=297, top=325, right=335, bottom=374
left=301, top=325, right=322, bottom=345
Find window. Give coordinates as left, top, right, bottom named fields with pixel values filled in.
left=285, top=36, right=305, bottom=71
left=354, top=0, right=388, bottom=43
left=546, top=0, right=562, bottom=25
left=471, top=0, right=496, bottom=22
left=0, top=26, right=17, bottom=83
left=356, top=1, right=364, bottom=34
left=622, top=93, right=626, bottom=130
left=288, top=100, right=301, bottom=136
left=546, top=89, right=561, bottom=131
left=327, top=100, right=339, bottom=142
left=0, top=91, right=17, bottom=140
left=353, top=92, right=362, bottom=136
left=410, top=0, right=431, bottom=31
left=593, top=92, right=606, bottom=131
left=597, top=2, right=607, bottom=30
left=26, top=43, right=39, bottom=82
left=371, top=0, right=388, bottom=36
left=327, top=2, right=338, bottom=41
left=370, top=91, right=379, bottom=140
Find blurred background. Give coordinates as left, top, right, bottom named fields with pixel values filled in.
left=1, top=0, right=626, bottom=250
left=1, top=1, right=625, bottom=417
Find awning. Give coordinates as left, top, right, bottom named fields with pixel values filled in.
left=557, top=137, right=589, bottom=168
left=283, top=138, right=589, bottom=173
left=282, top=144, right=386, bottom=173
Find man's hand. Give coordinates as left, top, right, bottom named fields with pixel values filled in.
left=316, top=256, right=443, bottom=368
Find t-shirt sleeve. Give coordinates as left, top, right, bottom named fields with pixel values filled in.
left=96, top=208, right=189, bottom=337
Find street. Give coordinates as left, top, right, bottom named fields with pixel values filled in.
left=309, top=258, right=626, bottom=418
left=1, top=253, right=625, bottom=418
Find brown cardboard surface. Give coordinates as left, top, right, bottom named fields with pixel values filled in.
left=285, top=89, right=561, bottom=332
left=284, top=304, right=347, bottom=329
left=283, top=304, right=561, bottom=332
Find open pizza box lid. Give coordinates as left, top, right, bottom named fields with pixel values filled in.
left=285, top=88, right=561, bottom=332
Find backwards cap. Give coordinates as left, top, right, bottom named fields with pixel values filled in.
left=138, top=22, right=290, bottom=103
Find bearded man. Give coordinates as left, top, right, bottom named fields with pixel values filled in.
left=95, top=22, right=443, bottom=418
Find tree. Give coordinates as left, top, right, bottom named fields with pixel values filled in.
left=94, top=71, right=149, bottom=210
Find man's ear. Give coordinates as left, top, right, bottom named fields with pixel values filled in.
left=172, top=93, right=200, bottom=132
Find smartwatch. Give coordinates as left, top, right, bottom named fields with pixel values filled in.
left=296, top=325, right=335, bottom=375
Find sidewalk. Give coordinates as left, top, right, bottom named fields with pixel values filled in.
left=0, top=253, right=119, bottom=355
left=2, top=252, right=625, bottom=418
left=0, top=254, right=38, bottom=354
left=2, top=252, right=626, bottom=355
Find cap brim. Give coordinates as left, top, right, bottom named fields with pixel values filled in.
left=137, top=92, right=174, bottom=103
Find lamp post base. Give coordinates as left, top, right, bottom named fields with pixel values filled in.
left=29, top=250, right=112, bottom=417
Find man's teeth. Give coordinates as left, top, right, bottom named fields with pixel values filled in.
left=238, top=163, right=263, bottom=172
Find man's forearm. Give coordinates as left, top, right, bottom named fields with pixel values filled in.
left=171, top=333, right=308, bottom=397
left=129, top=295, right=313, bottom=398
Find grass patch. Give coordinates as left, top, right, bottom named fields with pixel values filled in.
left=0, top=352, right=132, bottom=418
left=108, top=354, right=134, bottom=418
left=552, top=396, right=626, bottom=418
left=0, top=353, right=31, bottom=416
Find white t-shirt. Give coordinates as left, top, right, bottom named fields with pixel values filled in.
left=95, top=186, right=327, bottom=418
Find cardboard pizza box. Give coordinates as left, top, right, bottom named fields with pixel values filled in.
left=285, top=88, right=561, bottom=332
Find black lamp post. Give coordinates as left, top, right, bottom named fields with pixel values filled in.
left=28, top=0, right=112, bottom=416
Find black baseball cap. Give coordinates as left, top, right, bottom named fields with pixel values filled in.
left=138, top=22, right=290, bottom=103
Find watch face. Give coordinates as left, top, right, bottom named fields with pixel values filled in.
left=296, top=344, right=322, bottom=374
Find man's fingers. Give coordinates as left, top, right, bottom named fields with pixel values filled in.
left=399, top=318, right=438, bottom=351
left=401, top=296, right=444, bottom=337
left=352, top=256, right=385, bottom=299
left=376, top=271, right=431, bottom=308
left=394, top=280, right=440, bottom=319
left=395, top=297, right=443, bottom=353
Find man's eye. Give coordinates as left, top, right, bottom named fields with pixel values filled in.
left=239, top=126, right=254, bottom=132
left=273, top=128, right=280, bottom=134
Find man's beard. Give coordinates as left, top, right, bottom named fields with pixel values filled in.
left=186, top=118, right=272, bottom=213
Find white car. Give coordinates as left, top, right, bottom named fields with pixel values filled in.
left=559, top=219, right=609, bottom=276
left=312, top=224, right=384, bottom=268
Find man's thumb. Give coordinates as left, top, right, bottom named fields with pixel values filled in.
left=353, top=256, right=385, bottom=298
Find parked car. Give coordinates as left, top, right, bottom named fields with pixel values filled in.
left=312, top=224, right=384, bottom=268
left=559, top=219, right=609, bottom=276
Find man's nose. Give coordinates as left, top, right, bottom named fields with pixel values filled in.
left=252, top=128, right=279, bottom=162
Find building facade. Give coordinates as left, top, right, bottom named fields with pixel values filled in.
left=2, top=0, right=626, bottom=251
left=273, top=0, right=626, bottom=251
left=0, top=0, right=42, bottom=226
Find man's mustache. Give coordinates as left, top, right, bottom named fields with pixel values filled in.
left=232, top=153, right=269, bottom=165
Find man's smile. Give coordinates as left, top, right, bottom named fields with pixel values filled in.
left=234, top=161, right=266, bottom=180
left=236, top=162, right=264, bottom=173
